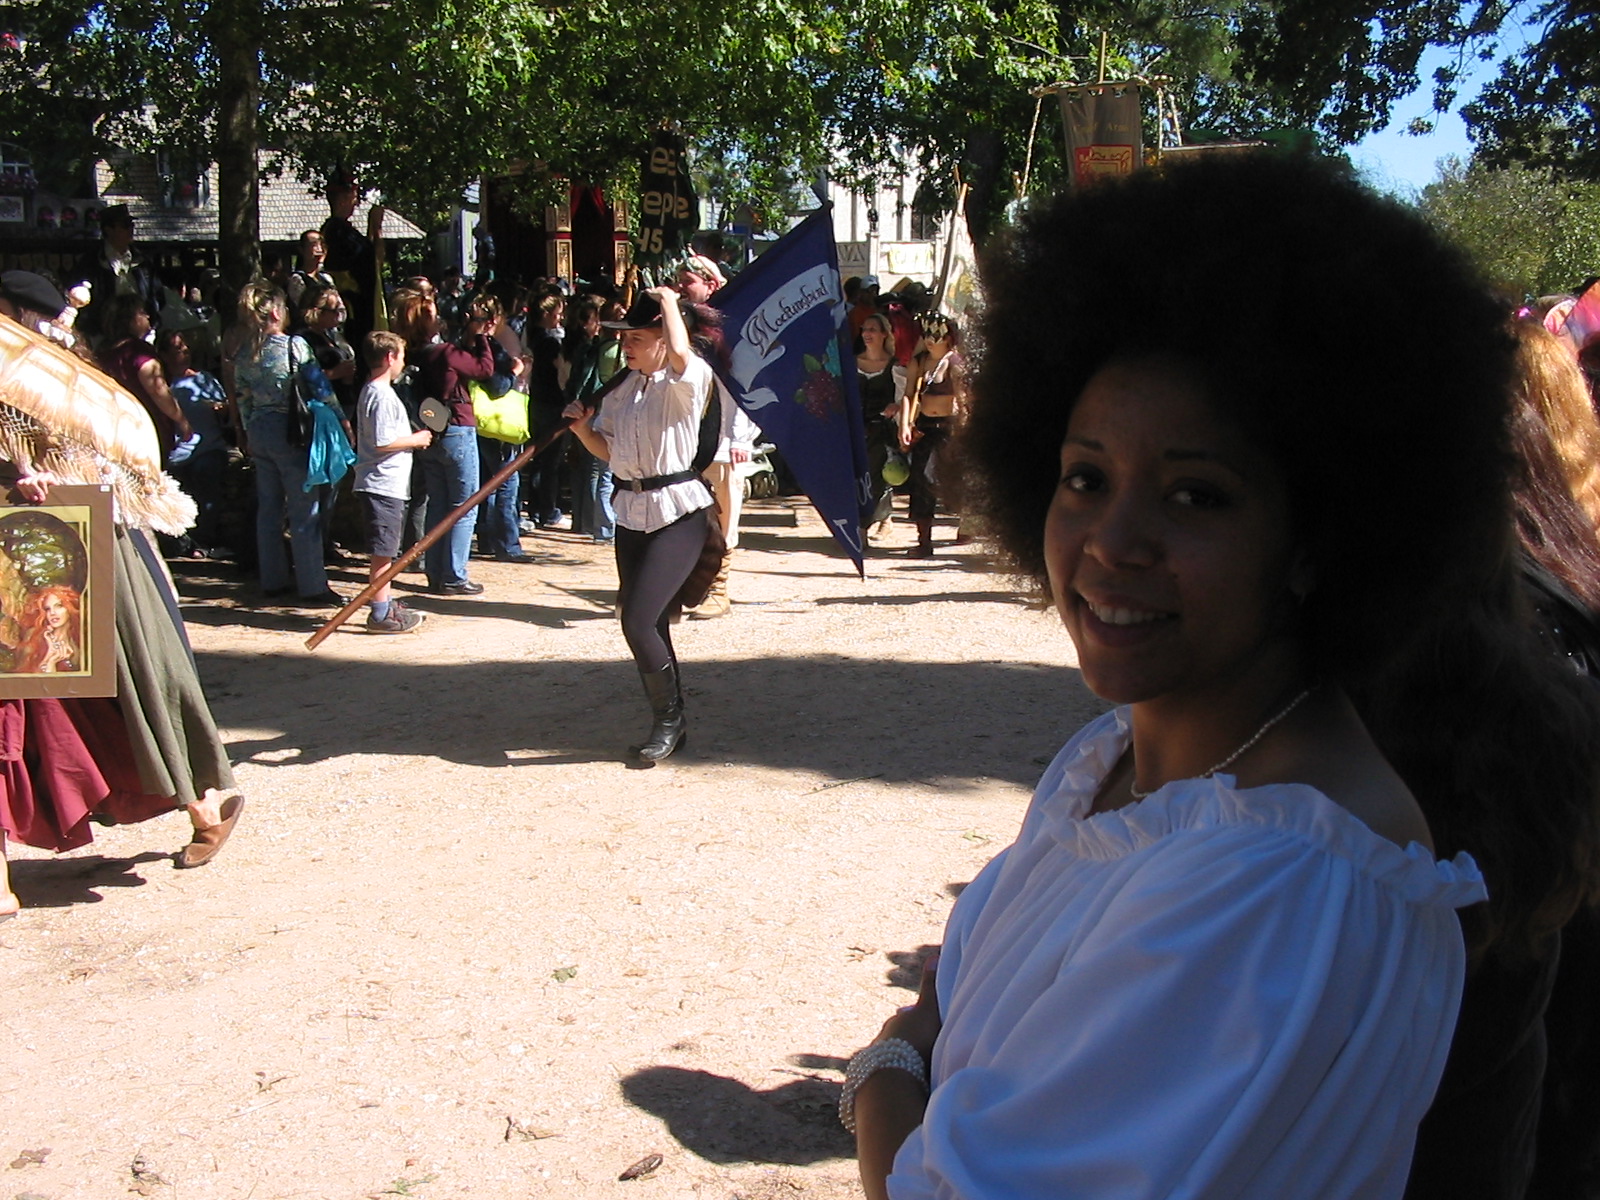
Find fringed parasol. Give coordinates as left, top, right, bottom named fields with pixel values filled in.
left=0, top=317, right=196, bottom=534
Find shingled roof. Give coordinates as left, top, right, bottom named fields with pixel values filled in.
left=92, top=154, right=427, bottom=243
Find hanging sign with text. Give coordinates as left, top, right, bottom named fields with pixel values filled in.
left=637, top=131, right=698, bottom=264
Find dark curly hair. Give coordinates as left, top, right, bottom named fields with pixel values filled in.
left=965, top=152, right=1600, bottom=956
left=969, top=153, right=1513, bottom=678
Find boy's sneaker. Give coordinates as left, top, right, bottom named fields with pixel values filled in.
left=366, top=602, right=425, bottom=634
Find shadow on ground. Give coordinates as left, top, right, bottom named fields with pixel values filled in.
left=9, top=850, right=172, bottom=908
left=170, top=559, right=609, bottom=633
left=619, top=1065, right=853, bottom=1165
left=196, top=649, right=1104, bottom=783
left=886, top=943, right=942, bottom=990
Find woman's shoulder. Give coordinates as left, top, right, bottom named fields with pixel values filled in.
left=1053, top=780, right=1485, bottom=911
left=1025, top=708, right=1482, bottom=907
left=283, top=334, right=318, bottom=369
left=236, top=333, right=283, bottom=366
left=928, top=351, right=959, bottom=382
left=1286, top=759, right=1431, bottom=854
left=103, top=339, right=147, bottom=367
left=1238, top=692, right=1434, bottom=853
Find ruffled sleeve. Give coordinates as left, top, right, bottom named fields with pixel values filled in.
left=890, top=713, right=1485, bottom=1200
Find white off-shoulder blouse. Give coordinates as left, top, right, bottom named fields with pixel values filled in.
left=889, top=708, right=1488, bottom=1200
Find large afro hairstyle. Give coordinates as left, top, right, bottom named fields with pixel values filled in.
left=964, top=151, right=1518, bottom=686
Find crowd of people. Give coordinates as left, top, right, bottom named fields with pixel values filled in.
left=845, top=277, right=972, bottom=556
left=7, top=186, right=984, bottom=622
left=12, top=196, right=746, bottom=602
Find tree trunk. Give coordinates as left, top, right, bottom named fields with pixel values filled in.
left=212, top=0, right=262, bottom=303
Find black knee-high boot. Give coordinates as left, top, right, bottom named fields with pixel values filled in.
left=630, top=661, right=686, bottom=763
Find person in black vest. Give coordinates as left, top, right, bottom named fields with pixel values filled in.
left=320, top=175, right=383, bottom=348
left=71, top=204, right=162, bottom=350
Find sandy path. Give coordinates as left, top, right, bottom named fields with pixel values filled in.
left=2, top=500, right=1104, bottom=1200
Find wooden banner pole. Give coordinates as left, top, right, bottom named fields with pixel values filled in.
left=304, top=417, right=574, bottom=650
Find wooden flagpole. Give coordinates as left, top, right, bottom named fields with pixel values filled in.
left=304, top=417, right=574, bottom=650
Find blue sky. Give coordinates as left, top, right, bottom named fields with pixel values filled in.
left=1349, top=5, right=1546, bottom=198
left=1351, top=93, right=1471, bottom=195
left=1350, top=45, right=1484, bottom=196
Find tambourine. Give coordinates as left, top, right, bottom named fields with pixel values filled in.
left=417, top=397, right=451, bottom=432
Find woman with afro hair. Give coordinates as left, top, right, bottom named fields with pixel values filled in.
left=843, top=153, right=1600, bottom=1200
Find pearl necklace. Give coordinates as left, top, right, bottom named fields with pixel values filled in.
left=1129, top=687, right=1314, bottom=800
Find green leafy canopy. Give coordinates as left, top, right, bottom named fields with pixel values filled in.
left=0, top=0, right=1590, bottom=248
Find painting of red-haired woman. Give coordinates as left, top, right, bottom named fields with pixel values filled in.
left=11, top=585, right=82, bottom=673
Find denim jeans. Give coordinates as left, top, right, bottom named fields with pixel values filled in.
left=422, top=425, right=480, bottom=588
left=476, top=435, right=524, bottom=558
left=573, top=445, right=615, bottom=540
left=248, top=410, right=329, bottom=596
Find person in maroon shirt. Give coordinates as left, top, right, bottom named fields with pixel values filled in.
left=98, top=294, right=191, bottom=458
left=411, top=296, right=495, bottom=594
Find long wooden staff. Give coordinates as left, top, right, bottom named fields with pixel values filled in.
left=305, top=417, right=573, bottom=650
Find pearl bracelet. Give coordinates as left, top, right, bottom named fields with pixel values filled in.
left=838, top=1037, right=929, bottom=1134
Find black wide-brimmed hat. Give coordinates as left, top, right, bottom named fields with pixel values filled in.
left=601, top=292, right=674, bottom=330
left=98, top=203, right=134, bottom=228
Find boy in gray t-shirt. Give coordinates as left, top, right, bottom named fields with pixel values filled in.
left=356, top=331, right=432, bottom=633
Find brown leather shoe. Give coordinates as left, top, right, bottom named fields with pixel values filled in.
left=177, top=794, right=245, bottom=869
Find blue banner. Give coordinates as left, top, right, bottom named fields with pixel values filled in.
left=710, top=205, right=870, bottom=574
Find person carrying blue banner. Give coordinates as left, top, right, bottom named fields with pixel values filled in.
left=563, top=288, right=715, bottom=765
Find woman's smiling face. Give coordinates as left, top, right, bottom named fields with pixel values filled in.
left=1045, top=356, right=1307, bottom=707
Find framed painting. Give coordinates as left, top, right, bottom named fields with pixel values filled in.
left=0, top=485, right=116, bottom=699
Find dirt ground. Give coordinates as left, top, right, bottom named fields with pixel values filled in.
left=2, top=498, right=1107, bottom=1200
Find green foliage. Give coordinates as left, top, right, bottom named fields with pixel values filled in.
left=0, top=511, right=86, bottom=591
left=1, top=0, right=1593, bottom=253
left=1464, top=1, right=1600, bottom=180
left=1419, top=156, right=1600, bottom=296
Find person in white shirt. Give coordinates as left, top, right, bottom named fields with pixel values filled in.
left=565, top=288, right=714, bottom=764
left=354, top=330, right=432, bottom=633
left=287, top=229, right=335, bottom=310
